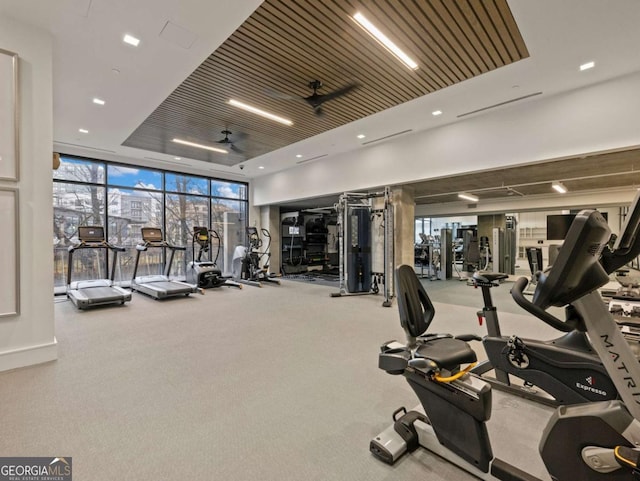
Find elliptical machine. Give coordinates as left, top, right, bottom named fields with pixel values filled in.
left=186, top=226, right=241, bottom=289
left=232, top=227, right=281, bottom=287
left=371, top=196, right=640, bottom=480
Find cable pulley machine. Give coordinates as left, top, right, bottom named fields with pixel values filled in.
left=331, top=187, right=395, bottom=307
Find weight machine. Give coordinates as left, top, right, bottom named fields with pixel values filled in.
left=492, top=216, right=517, bottom=275
left=454, top=230, right=480, bottom=280
left=524, top=246, right=543, bottom=295
left=415, top=234, right=440, bottom=281
left=330, top=187, right=395, bottom=307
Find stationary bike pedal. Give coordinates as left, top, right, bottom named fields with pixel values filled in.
left=392, top=409, right=428, bottom=453
left=392, top=406, right=408, bottom=421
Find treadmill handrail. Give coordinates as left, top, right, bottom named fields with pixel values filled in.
left=68, top=240, right=125, bottom=252
left=67, top=240, right=126, bottom=286
left=137, top=240, right=186, bottom=251
left=132, top=239, right=186, bottom=280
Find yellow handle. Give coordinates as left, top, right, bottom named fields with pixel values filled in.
left=434, top=362, right=477, bottom=383
left=614, top=445, right=637, bottom=468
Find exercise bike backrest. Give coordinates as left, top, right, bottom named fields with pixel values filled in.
left=396, top=264, right=435, bottom=347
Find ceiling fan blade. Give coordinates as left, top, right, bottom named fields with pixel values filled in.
left=317, top=82, right=359, bottom=104
left=230, top=144, right=244, bottom=154
left=264, top=87, right=302, bottom=101
left=233, top=131, right=248, bottom=140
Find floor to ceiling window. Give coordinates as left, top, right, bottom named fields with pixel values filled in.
left=53, top=155, right=248, bottom=291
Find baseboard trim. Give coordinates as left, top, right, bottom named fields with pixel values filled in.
left=0, top=338, right=58, bottom=372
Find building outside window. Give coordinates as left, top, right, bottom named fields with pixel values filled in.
left=53, top=155, right=248, bottom=292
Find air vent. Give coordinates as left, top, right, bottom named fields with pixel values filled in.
left=54, top=141, right=116, bottom=153
left=361, top=129, right=413, bottom=145
left=296, top=154, right=328, bottom=165
left=467, top=204, right=477, bottom=209
left=159, top=21, right=197, bottom=49
left=144, top=156, right=189, bottom=164
left=457, top=92, right=543, bottom=118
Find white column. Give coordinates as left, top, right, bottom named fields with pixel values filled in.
left=392, top=187, right=415, bottom=269
left=0, top=16, right=56, bottom=371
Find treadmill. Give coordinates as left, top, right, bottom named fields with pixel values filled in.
left=131, top=227, right=198, bottom=299
left=66, top=226, right=132, bottom=309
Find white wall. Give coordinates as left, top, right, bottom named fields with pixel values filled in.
left=0, top=16, right=56, bottom=371
left=253, top=71, right=640, bottom=207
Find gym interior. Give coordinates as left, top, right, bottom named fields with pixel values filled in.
left=2, top=1, right=640, bottom=480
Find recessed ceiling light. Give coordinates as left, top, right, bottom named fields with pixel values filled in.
left=123, top=34, right=140, bottom=47
left=174, top=157, right=181, bottom=160
left=357, top=134, right=366, bottom=139
left=259, top=166, right=265, bottom=170
left=172, top=138, right=228, bottom=154
left=228, top=99, right=293, bottom=126
left=551, top=181, right=568, bottom=194
left=93, top=98, right=105, bottom=105
left=432, top=110, right=443, bottom=116
left=296, top=154, right=303, bottom=158
left=352, top=12, right=418, bottom=70
left=580, top=61, right=595, bottom=71
left=458, top=193, right=479, bottom=202
left=78, top=128, right=89, bottom=134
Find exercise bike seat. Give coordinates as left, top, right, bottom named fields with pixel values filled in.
left=414, top=337, right=477, bottom=371
left=473, top=271, right=508, bottom=286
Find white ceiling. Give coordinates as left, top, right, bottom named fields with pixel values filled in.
left=2, top=0, right=640, bottom=183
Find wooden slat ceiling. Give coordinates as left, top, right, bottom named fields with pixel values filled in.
left=123, top=0, right=529, bottom=166
left=412, top=148, right=640, bottom=205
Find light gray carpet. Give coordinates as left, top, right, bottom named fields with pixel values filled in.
left=0, top=279, right=556, bottom=480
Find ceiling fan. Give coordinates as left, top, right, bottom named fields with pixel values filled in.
left=265, top=79, right=359, bottom=116
left=216, top=130, right=244, bottom=154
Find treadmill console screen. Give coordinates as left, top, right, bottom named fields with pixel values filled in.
left=141, top=227, right=164, bottom=242
left=78, top=226, right=105, bottom=242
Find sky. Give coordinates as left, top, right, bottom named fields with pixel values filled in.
left=57, top=158, right=244, bottom=199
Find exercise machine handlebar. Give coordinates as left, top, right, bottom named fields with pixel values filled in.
left=136, top=239, right=185, bottom=251
left=510, top=277, right=577, bottom=332
left=68, top=240, right=125, bottom=253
